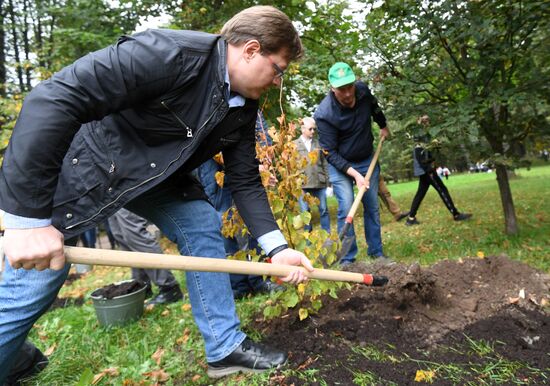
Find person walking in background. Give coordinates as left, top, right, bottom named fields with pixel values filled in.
left=108, top=208, right=184, bottom=306
left=0, top=6, right=313, bottom=381
left=405, top=116, right=472, bottom=226
left=314, top=62, right=389, bottom=265
left=294, top=117, right=330, bottom=232
left=378, top=176, right=409, bottom=222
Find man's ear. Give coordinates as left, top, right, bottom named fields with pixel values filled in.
left=242, top=40, right=261, bottom=61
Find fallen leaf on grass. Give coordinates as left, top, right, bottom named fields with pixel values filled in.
left=92, top=367, right=119, bottom=384
left=142, top=369, right=170, bottom=383
left=152, top=347, right=165, bottom=365
left=414, top=369, right=436, bottom=383
left=191, top=374, right=201, bottom=382
left=44, top=343, right=57, bottom=356
left=161, top=310, right=170, bottom=317
left=181, top=303, right=192, bottom=312
left=476, top=251, right=485, bottom=258
left=176, top=328, right=191, bottom=345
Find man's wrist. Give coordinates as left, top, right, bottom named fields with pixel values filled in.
left=3, top=212, right=52, bottom=229
left=267, top=244, right=288, bottom=258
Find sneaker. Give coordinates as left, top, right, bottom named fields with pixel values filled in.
left=146, top=286, right=184, bottom=306
left=369, top=254, right=394, bottom=265
left=405, top=217, right=420, bottom=226
left=207, top=338, right=287, bottom=378
left=338, top=260, right=354, bottom=268
left=454, top=213, right=472, bottom=221
left=395, top=211, right=410, bottom=222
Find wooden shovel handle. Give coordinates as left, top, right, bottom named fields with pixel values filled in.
left=65, top=246, right=387, bottom=286
left=344, top=137, right=385, bottom=225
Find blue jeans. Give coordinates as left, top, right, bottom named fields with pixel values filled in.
left=195, top=159, right=239, bottom=255
left=328, top=155, right=383, bottom=262
left=0, top=188, right=245, bottom=382
left=298, top=188, right=330, bottom=232
left=0, top=257, right=72, bottom=382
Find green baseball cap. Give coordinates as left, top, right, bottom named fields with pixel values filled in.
left=328, top=62, right=356, bottom=88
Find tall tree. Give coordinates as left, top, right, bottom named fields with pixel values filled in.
left=0, top=0, right=6, bottom=96
left=363, top=0, right=550, bottom=235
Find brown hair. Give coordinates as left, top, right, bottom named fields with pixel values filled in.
left=221, top=6, right=303, bottom=61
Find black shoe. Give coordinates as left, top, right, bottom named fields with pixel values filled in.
left=232, top=289, right=251, bottom=300
left=207, top=338, right=287, bottom=378
left=6, top=341, right=49, bottom=385
left=395, top=211, right=410, bottom=222
left=146, top=286, right=183, bottom=306
left=144, top=284, right=153, bottom=299
left=454, top=213, right=472, bottom=221
left=256, top=280, right=285, bottom=295
left=405, top=217, right=420, bottom=226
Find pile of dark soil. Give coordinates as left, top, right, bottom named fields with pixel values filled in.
left=90, top=280, right=145, bottom=300
left=257, top=255, right=550, bottom=385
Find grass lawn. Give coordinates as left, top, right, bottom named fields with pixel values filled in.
left=354, top=165, right=550, bottom=272
left=22, top=165, right=550, bottom=385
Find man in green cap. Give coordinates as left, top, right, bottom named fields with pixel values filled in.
left=314, top=62, right=389, bottom=265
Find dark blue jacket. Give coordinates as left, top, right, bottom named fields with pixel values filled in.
left=314, top=81, right=386, bottom=172
left=0, top=29, right=278, bottom=240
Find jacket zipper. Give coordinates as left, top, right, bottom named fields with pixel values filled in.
left=160, top=101, right=193, bottom=138
left=65, top=101, right=225, bottom=230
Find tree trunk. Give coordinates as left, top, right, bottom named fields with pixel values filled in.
left=8, top=0, right=24, bottom=93
left=494, top=163, right=518, bottom=235
left=22, top=0, right=31, bottom=90
left=0, top=0, right=6, bottom=96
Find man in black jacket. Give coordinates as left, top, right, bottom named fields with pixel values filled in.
left=0, top=6, right=313, bottom=381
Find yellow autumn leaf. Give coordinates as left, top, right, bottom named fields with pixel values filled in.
left=297, top=283, right=306, bottom=296
left=414, top=369, right=435, bottom=383
left=477, top=251, right=485, bottom=258
left=181, top=303, right=192, bottom=312
left=292, top=215, right=304, bottom=229
left=298, top=308, right=308, bottom=321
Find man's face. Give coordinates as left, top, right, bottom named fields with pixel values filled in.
left=229, top=41, right=289, bottom=100
left=301, top=120, right=315, bottom=139
left=331, top=83, right=356, bottom=108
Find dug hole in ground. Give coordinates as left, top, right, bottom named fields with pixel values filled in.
left=255, top=255, right=550, bottom=385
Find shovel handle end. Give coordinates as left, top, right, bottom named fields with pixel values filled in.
left=363, top=274, right=389, bottom=286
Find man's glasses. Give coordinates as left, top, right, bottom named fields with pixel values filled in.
left=265, top=55, right=285, bottom=79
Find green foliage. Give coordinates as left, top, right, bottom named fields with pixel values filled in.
left=364, top=0, right=550, bottom=167
left=0, top=95, right=23, bottom=160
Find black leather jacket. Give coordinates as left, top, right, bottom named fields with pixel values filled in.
left=0, top=29, right=278, bottom=239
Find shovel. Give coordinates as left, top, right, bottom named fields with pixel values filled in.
left=58, top=246, right=388, bottom=286
left=321, top=137, right=385, bottom=267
